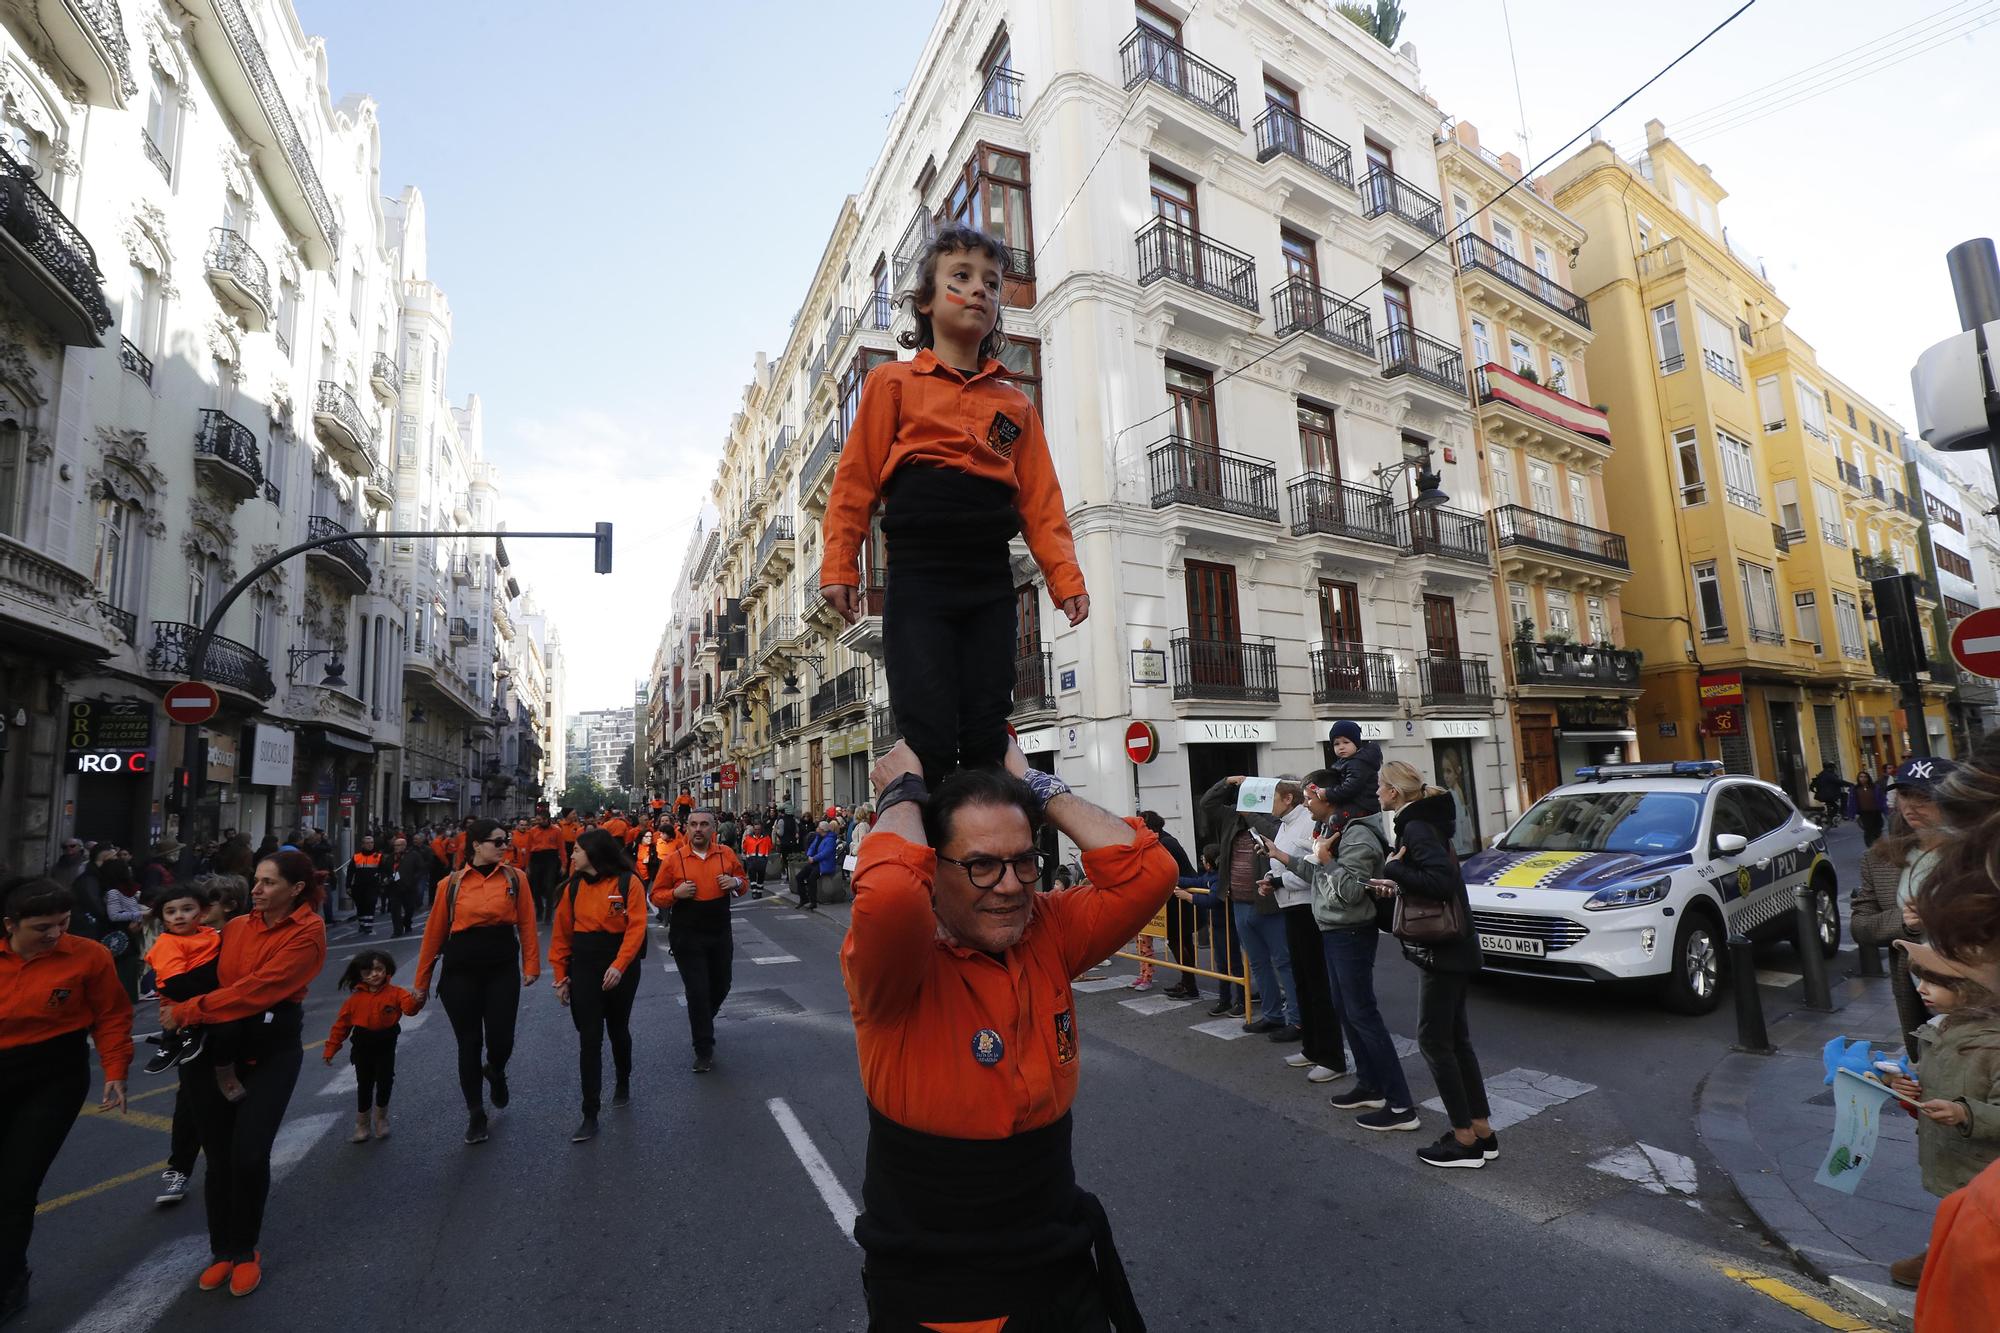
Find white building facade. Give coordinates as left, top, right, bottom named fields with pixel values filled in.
left=661, top=0, right=1515, bottom=850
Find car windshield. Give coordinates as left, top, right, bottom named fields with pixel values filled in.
left=1498, top=790, right=1703, bottom=854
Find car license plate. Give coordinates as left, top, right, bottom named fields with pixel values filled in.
left=1478, top=933, right=1545, bottom=958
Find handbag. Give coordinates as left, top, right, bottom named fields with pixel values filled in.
left=1389, top=838, right=1468, bottom=944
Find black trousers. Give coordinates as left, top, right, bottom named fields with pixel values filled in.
left=439, top=962, right=520, bottom=1111
left=350, top=878, right=378, bottom=926
left=797, top=863, right=822, bottom=907
left=1417, top=970, right=1491, bottom=1131
left=387, top=886, right=418, bottom=936
left=1283, top=904, right=1347, bottom=1073
left=669, top=929, right=732, bottom=1057
left=744, top=854, right=768, bottom=886
left=882, top=565, right=1016, bottom=787
left=529, top=852, right=563, bottom=920
left=350, top=1028, right=399, bottom=1111
left=168, top=1086, right=200, bottom=1175
left=1165, top=897, right=1201, bottom=993
left=180, top=1006, right=304, bottom=1262
left=0, top=1038, right=89, bottom=1285
left=568, top=950, right=640, bottom=1113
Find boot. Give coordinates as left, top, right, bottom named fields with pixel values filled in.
left=350, top=1113, right=371, bottom=1144
left=371, top=1107, right=390, bottom=1139
left=1889, top=1249, right=1926, bottom=1289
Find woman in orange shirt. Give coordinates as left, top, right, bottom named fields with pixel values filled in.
left=551, top=829, right=648, bottom=1143
left=160, top=851, right=327, bottom=1299
left=410, top=818, right=537, bottom=1146
left=0, top=877, right=131, bottom=1325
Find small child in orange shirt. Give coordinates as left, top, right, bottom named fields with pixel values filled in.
left=141, top=884, right=249, bottom=1099
left=324, top=950, right=421, bottom=1142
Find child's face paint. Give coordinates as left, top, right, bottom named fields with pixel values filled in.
left=162, top=898, right=202, bottom=933
left=920, top=247, right=1004, bottom=353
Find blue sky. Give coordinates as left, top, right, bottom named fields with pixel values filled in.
left=296, top=0, right=2000, bottom=712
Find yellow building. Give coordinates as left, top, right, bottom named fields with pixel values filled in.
left=1439, top=122, right=1639, bottom=803
left=1544, top=121, right=1946, bottom=800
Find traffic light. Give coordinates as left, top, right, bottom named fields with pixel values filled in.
left=169, top=766, right=192, bottom=815
left=1872, top=574, right=1930, bottom=681
left=593, top=521, right=613, bottom=574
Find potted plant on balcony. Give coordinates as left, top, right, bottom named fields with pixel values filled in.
left=1515, top=365, right=1540, bottom=385
left=1514, top=617, right=1537, bottom=643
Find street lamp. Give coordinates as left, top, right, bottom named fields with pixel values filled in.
left=408, top=703, right=427, bottom=725
left=781, top=653, right=826, bottom=696
left=286, top=648, right=347, bottom=687
left=1372, top=454, right=1450, bottom=508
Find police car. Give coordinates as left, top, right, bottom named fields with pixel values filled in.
left=1461, top=761, right=1839, bottom=1014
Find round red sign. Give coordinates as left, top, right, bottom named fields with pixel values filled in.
left=162, top=681, right=221, bottom=726
left=1950, top=606, right=2000, bottom=680
left=1124, top=720, right=1158, bottom=765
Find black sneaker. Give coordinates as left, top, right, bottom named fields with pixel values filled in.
left=1245, top=1015, right=1283, bottom=1034
left=143, top=1046, right=179, bottom=1076
left=1264, top=1024, right=1303, bottom=1043
left=612, top=1082, right=631, bottom=1107
left=570, top=1115, right=598, bottom=1144
left=1328, top=1086, right=1387, bottom=1111
left=1356, top=1107, right=1422, bottom=1132
left=484, top=1063, right=510, bottom=1109
left=692, top=1054, right=713, bottom=1074
left=170, top=1028, right=205, bottom=1067
left=1477, top=1131, right=1500, bottom=1160
left=1417, top=1131, right=1485, bottom=1168
left=464, top=1112, right=490, bottom=1145
left=1207, top=998, right=1232, bottom=1017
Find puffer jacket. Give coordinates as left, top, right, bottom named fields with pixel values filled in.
left=1323, top=741, right=1383, bottom=816
left=1382, top=791, right=1482, bottom=974
left=1914, top=1015, right=2000, bottom=1198
left=1310, top=813, right=1392, bottom=930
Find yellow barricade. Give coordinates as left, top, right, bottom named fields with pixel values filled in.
left=1109, top=886, right=1270, bottom=1025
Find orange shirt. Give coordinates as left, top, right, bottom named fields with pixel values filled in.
left=558, top=819, right=584, bottom=855
left=144, top=926, right=221, bottom=982
left=519, top=824, right=564, bottom=857
left=821, top=349, right=1084, bottom=604
left=0, top=933, right=134, bottom=1078
left=741, top=833, right=772, bottom=856
left=176, top=902, right=327, bottom=1026
left=1919, top=1157, right=2000, bottom=1332
left=323, top=983, right=421, bottom=1059
left=600, top=816, right=635, bottom=847
left=549, top=873, right=649, bottom=983
left=840, top=822, right=1175, bottom=1140
left=412, top=862, right=540, bottom=986
left=431, top=832, right=465, bottom=871
left=647, top=843, right=747, bottom=906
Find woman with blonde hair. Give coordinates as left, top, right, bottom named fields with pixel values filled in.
left=1370, top=759, right=1494, bottom=1169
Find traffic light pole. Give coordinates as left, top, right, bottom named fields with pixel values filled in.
left=172, top=523, right=611, bottom=829
left=1944, top=239, right=2000, bottom=502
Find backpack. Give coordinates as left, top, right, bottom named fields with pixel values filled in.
left=563, top=868, right=648, bottom=961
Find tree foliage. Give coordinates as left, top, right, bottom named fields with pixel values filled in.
left=1335, top=0, right=1406, bottom=47
left=617, top=743, right=634, bottom=790
left=560, top=771, right=608, bottom=814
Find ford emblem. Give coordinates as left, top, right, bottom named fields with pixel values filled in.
left=1497, top=892, right=1518, bottom=900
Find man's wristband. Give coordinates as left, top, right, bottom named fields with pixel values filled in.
left=877, top=771, right=929, bottom=817
left=1021, top=765, right=1071, bottom=813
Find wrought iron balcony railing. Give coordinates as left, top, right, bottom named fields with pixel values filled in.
left=314, top=380, right=374, bottom=448
left=1172, top=635, right=1279, bottom=704
left=1855, top=550, right=1901, bottom=582
left=306, top=514, right=370, bottom=583
left=1252, top=105, right=1353, bottom=186
left=148, top=622, right=276, bottom=699
left=1309, top=646, right=1398, bottom=707
left=754, top=514, right=795, bottom=571
left=1146, top=437, right=1279, bottom=522
left=977, top=67, right=1023, bottom=118
left=1119, top=27, right=1239, bottom=126
left=1135, top=217, right=1259, bottom=313
left=1418, top=654, right=1493, bottom=707
left=824, top=306, right=856, bottom=365
left=1272, top=277, right=1372, bottom=355
left=120, top=336, right=152, bottom=384
left=1452, top=233, right=1589, bottom=328
left=1287, top=474, right=1398, bottom=546
left=1401, top=504, right=1491, bottom=564
left=206, top=0, right=339, bottom=255
left=766, top=425, right=792, bottom=478
left=1492, top=504, right=1629, bottom=569
left=1378, top=326, right=1465, bottom=394
left=1869, top=476, right=1888, bottom=502
left=1013, top=650, right=1054, bottom=713
left=204, top=226, right=270, bottom=313
left=98, top=601, right=137, bottom=645
left=194, top=408, right=263, bottom=485
left=141, top=129, right=170, bottom=181
left=371, top=351, right=400, bottom=395
left=810, top=665, right=869, bottom=721
left=864, top=291, right=893, bottom=331
left=801, top=419, right=843, bottom=496
left=1702, top=347, right=1743, bottom=388
left=772, top=702, right=801, bottom=737
left=1358, top=167, right=1444, bottom=238
left=0, top=141, right=114, bottom=341
left=1512, top=642, right=1641, bottom=689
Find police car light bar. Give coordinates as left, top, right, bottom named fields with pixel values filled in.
left=1574, top=761, right=1724, bottom=782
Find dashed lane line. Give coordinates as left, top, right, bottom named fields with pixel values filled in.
left=767, top=1097, right=858, bottom=1245
left=752, top=955, right=801, bottom=965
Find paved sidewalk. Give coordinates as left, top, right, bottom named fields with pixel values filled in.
left=1698, top=962, right=1934, bottom=1328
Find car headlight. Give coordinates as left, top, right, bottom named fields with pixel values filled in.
left=1582, top=876, right=1672, bottom=911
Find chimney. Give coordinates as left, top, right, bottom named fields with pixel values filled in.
left=1455, top=121, right=1480, bottom=151
left=1645, top=118, right=1667, bottom=147
left=1499, top=152, right=1523, bottom=178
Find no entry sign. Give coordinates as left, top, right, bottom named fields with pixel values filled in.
left=1951, top=606, right=2000, bottom=680
left=1124, top=720, right=1158, bottom=765
left=163, top=681, right=221, bottom=726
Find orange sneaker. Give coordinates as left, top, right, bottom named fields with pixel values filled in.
left=227, top=1253, right=261, bottom=1297
left=197, top=1259, right=234, bottom=1291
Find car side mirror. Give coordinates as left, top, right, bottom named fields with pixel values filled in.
left=1713, top=833, right=1749, bottom=856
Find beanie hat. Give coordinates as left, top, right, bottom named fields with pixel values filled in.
left=1329, top=720, right=1364, bottom=745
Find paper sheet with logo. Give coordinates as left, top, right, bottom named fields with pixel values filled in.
left=1814, top=1067, right=1894, bottom=1195
left=1235, top=778, right=1277, bottom=814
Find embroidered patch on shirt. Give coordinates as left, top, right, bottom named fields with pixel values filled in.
left=46, top=988, right=71, bottom=1008
left=986, top=411, right=1022, bottom=457
left=1053, top=1009, right=1077, bottom=1065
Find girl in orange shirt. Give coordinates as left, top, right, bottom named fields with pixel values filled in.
left=140, top=885, right=236, bottom=1093
left=551, top=829, right=648, bottom=1142
left=323, top=950, right=420, bottom=1143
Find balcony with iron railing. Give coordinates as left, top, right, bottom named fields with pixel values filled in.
left=450, top=616, right=476, bottom=645
left=1773, top=522, right=1799, bottom=555
left=1418, top=655, right=1493, bottom=708
left=1172, top=635, right=1278, bottom=705
left=1309, top=647, right=1399, bottom=707
left=1472, top=364, right=1612, bottom=448
left=1135, top=217, right=1259, bottom=314
left=1702, top=347, right=1743, bottom=389
left=1378, top=326, right=1465, bottom=395
left=147, top=621, right=275, bottom=700
left=1492, top=505, right=1629, bottom=570
left=0, top=141, right=113, bottom=344
left=1837, top=459, right=1864, bottom=492
left=1869, top=476, right=1888, bottom=504
left=1358, top=167, right=1444, bottom=239
left=862, top=291, right=894, bottom=332
left=1512, top=641, right=1643, bottom=690
left=119, top=336, right=152, bottom=384
left=304, top=514, right=369, bottom=592
left=203, top=227, right=270, bottom=328
left=766, top=425, right=793, bottom=479
left=757, top=615, right=799, bottom=664
left=370, top=351, right=400, bottom=400
left=193, top=408, right=262, bottom=502
left=96, top=601, right=136, bottom=645
left=1452, top=233, right=1590, bottom=328
left=39, top=0, right=136, bottom=106
left=1287, top=474, right=1398, bottom=548
left=753, top=514, right=796, bottom=580
left=1891, top=488, right=1911, bottom=515
left=1252, top=105, right=1353, bottom=189
left=772, top=702, right=802, bottom=737
left=801, top=419, right=844, bottom=502
left=976, top=66, right=1023, bottom=118
left=1402, top=504, right=1491, bottom=565
left=807, top=348, right=828, bottom=393
left=809, top=665, right=870, bottom=721
left=1271, top=278, right=1372, bottom=356
left=824, top=306, right=856, bottom=366
left=1012, top=650, right=1055, bottom=716
left=1119, top=26, right=1239, bottom=127
left=1147, top=438, right=1279, bottom=522
left=312, top=380, right=375, bottom=470
left=1855, top=550, right=1901, bottom=582
left=872, top=704, right=899, bottom=754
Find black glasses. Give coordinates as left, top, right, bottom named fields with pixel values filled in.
left=483, top=836, right=510, bottom=847
left=938, top=849, right=1044, bottom=890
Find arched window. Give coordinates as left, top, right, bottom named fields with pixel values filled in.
left=143, top=56, right=182, bottom=184
left=0, top=415, right=24, bottom=538
left=91, top=489, right=142, bottom=608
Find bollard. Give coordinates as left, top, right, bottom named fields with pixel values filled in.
left=1729, top=934, right=1771, bottom=1053
left=1794, top=885, right=1835, bottom=1011
left=1856, top=939, right=1883, bottom=978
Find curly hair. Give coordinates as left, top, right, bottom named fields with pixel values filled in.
left=897, top=225, right=1012, bottom=363
left=1916, top=731, right=2000, bottom=965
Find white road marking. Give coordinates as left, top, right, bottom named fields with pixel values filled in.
left=1589, top=1142, right=1699, bottom=1195
left=1755, top=968, right=1800, bottom=988
left=1190, top=1017, right=1253, bottom=1040
left=752, top=955, right=800, bottom=965
left=767, top=1097, right=858, bottom=1245
left=777, top=913, right=808, bottom=920
left=660, top=961, right=679, bottom=974
left=1391, top=1034, right=1420, bottom=1061
left=1118, top=993, right=1195, bottom=1017
left=1422, top=1067, right=1597, bottom=1131
left=318, top=1066, right=354, bottom=1097
left=1071, top=975, right=1140, bottom=994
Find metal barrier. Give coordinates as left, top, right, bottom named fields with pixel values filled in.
left=1108, top=886, right=1263, bottom=1024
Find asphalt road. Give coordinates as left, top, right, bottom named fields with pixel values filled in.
left=22, top=826, right=1883, bottom=1332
